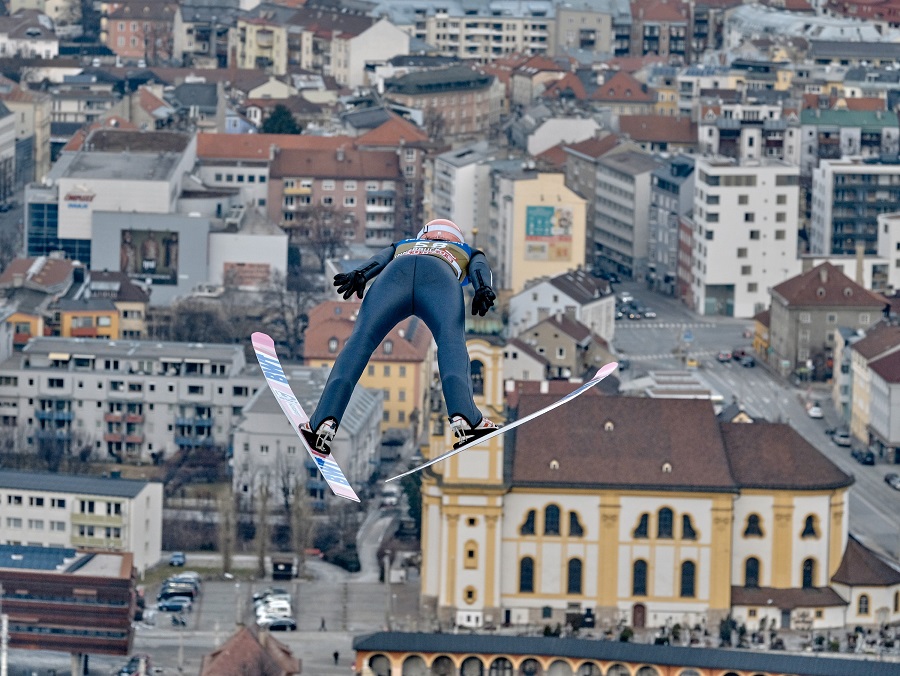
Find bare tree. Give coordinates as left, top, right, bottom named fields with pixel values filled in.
left=260, top=270, right=314, bottom=360
left=290, top=477, right=315, bottom=576
left=170, top=299, right=233, bottom=344
left=219, top=490, right=236, bottom=574
left=0, top=228, right=21, bottom=272
left=293, top=204, right=349, bottom=272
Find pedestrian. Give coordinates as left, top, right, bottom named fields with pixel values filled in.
left=300, top=219, right=498, bottom=455
left=320, top=617, right=326, bottom=631
left=333, top=650, right=339, bottom=665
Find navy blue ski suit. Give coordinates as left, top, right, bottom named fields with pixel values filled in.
left=309, top=238, right=495, bottom=432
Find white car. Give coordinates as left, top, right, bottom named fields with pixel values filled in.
left=807, top=405, right=824, bottom=419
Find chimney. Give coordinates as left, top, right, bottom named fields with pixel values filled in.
left=818, top=266, right=828, bottom=284
left=336, top=146, right=345, bottom=162
left=12, top=273, right=23, bottom=287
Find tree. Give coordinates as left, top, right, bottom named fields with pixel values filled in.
left=256, top=479, right=270, bottom=578
left=260, top=105, right=301, bottom=135
left=170, top=299, right=233, bottom=343
left=293, top=204, right=350, bottom=272
left=260, top=269, right=315, bottom=360
left=219, top=491, right=236, bottom=575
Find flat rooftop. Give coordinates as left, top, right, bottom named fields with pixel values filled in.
left=61, top=151, right=182, bottom=182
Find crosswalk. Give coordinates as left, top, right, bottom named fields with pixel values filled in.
left=622, top=349, right=721, bottom=362
left=615, top=322, right=718, bottom=330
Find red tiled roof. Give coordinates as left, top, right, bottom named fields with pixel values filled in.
left=869, top=348, right=900, bottom=383
left=731, top=586, right=847, bottom=609
left=196, top=133, right=353, bottom=160
left=850, top=322, right=900, bottom=360
left=199, top=626, right=300, bottom=676
left=720, top=422, right=852, bottom=490
left=772, top=262, right=885, bottom=308
left=269, top=147, right=399, bottom=179
left=564, top=135, right=621, bottom=160
left=510, top=397, right=737, bottom=490
left=515, top=55, right=565, bottom=75
left=618, top=115, right=697, bottom=144
left=844, top=97, right=888, bottom=112
left=590, top=71, right=656, bottom=104
left=62, top=117, right=139, bottom=152
left=356, top=114, right=428, bottom=146
left=753, top=308, right=770, bottom=328
left=535, top=142, right=568, bottom=169
left=0, top=257, right=75, bottom=292
left=832, top=535, right=900, bottom=586
left=541, top=72, right=588, bottom=100
left=304, top=300, right=433, bottom=363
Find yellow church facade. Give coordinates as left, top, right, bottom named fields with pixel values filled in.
left=419, top=339, right=858, bottom=632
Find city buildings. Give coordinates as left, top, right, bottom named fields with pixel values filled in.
left=0, top=470, right=162, bottom=572
left=689, top=156, right=801, bottom=317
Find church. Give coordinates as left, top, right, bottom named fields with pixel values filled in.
left=417, top=339, right=900, bottom=632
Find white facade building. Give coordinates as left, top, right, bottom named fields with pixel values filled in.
left=0, top=337, right=262, bottom=463
left=691, top=156, right=801, bottom=318
left=429, top=141, right=495, bottom=241
left=331, top=18, right=410, bottom=90
left=0, top=470, right=162, bottom=572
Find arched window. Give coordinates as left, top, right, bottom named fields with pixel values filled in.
left=633, top=513, right=649, bottom=538
left=802, top=558, right=816, bottom=588
left=520, top=510, right=535, bottom=535
left=460, top=656, right=484, bottom=675
left=859, top=594, right=870, bottom=615
left=488, top=658, right=513, bottom=676
left=633, top=560, right=648, bottom=596
left=680, top=561, right=696, bottom=597
left=383, top=340, right=393, bottom=355
left=682, top=514, right=697, bottom=540
left=657, top=507, right=673, bottom=538
left=567, top=558, right=583, bottom=594
left=519, top=557, right=534, bottom=593
left=801, top=515, right=819, bottom=538
left=464, top=540, right=478, bottom=569
left=470, top=360, right=484, bottom=396
left=327, top=337, right=339, bottom=353
left=744, top=514, right=763, bottom=537
left=745, top=557, right=760, bottom=588
left=569, top=512, right=584, bottom=537
left=544, top=504, right=561, bottom=535
left=577, top=664, right=601, bottom=676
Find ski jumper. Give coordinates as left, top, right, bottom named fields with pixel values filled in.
left=309, top=238, right=494, bottom=432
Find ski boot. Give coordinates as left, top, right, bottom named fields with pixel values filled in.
left=300, top=419, right=337, bottom=455
left=450, top=415, right=499, bottom=449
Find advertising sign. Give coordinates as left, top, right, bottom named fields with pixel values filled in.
left=525, top=205, right=573, bottom=261
left=120, top=230, right=178, bottom=285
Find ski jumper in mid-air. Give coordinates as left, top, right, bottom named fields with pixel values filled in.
left=300, top=219, right=498, bottom=455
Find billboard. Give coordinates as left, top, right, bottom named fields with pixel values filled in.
left=525, top=205, right=573, bottom=261
left=120, top=230, right=179, bottom=285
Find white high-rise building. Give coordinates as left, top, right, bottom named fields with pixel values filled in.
left=691, top=157, right=801, bottom=318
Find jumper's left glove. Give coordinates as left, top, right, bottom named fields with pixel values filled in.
left=472, top=286, right=496, bottom=316
left=333, top=271, right=366, bottom=300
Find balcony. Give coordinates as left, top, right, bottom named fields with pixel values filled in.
left=70, top=328, right=98, bottom=338
left=255, top=31, right=274, bottom=48
left=103, top=433, right=123, bottom=443
left=176, top=417, right=213, bottom=427
left=70, top=535, right=124, bottom=548
left=175, top=435, right=216, bottom=448
left=124, top=413, right=143, bottom=423
left=104, top=413, right=122, bottom=423
left=36, top=410, right=73, bottom=421
left=124, top=434, right=144, bottom=444
left=71, top=513, right=124, bottom=527
left=365, top=203, right=394, bottom=214
left=284, top=186, right=312, bottom=196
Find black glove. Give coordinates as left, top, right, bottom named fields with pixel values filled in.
left=333, top=271, right=366, bottom=300
left=472, top=286, right=496, bottom=316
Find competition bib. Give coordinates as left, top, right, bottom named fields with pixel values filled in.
left=394, top=240, right=471, bottom=282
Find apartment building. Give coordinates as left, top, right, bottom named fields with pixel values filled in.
left=376, top=0, right=556, bottom=60
left=629, top=0, right=689, bottom=62
left=648, top=155, right=694, bottom=296
left=799, top=109, right=900, bottom=177
left=676, top=65, right=737, bottom=118
left=0, top=470, right=162, bottom=572
left=0, top=337, right=261, bottom=463
left=593, top=149, right=661, bottom=282
left=232, top=366, right=382, bottom=506
left=691, top=156, right=801, bottom=318
left=383, top=65, right=503, bottom=141
left=491, top=168, right=587, bottom=294
left=697, top=99, right=801, bottom=163
left=0, top=78, right=52, bottom=186
left=104, top=0, right=177, bottom=64
left=554, top=0, right=630, bottom=58
left=429, top=141, right=496, bottom=242
left=811, top=157, right=900, bottom=259
left=267, top=145, right=402, bottom=248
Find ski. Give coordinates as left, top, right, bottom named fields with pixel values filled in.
left=386, top=361, right=619, bottom=483
left=251, top=332, right=360, bottom=502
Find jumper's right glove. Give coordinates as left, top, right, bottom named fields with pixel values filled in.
left=472, top=286, right=496, bottom=316
left=333, top=271, right=366, bottom=300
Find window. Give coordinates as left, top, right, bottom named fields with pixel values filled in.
left=706, top=213, right=719, bottom=223
left=470, top=360, right=484, bottom=396
left=544, top=505, right=560, bottom=535
left=745, top=557, right=760, bottom=587
left=52, top=498, right=66, bottom=508
left=775, top=213, right=786, bottom=223
left=6, top=518, right=21, bottom=528
left=28, top=519, right=43, bottom=530
left=799, top=312, right=811, bottom=324
left=28, top=497, right=43, bottom=507
left=520, top=510, right=536, bottom=535
left=741, top=265, right=752, bottom=275
left=50, top=521, right=65, bottom=531
left=7, top=495, right=22, bottom=505
left=519, top=557, right=535, bottom=592
left=464, top=540, right=478, bottom=569
left=343, top=196, right=356, bottom=207
left=802, top=558, right=816, bottom=588
left=680, top=561, right=696, bottom=597
left=748, top=283, right=758, bottom=292
left=657, top=508, right=673, bottom=538
left=744, top=514, right=763, bottom=537
left=682, top=515, right=696, bottom=540
left=328, top=338, right=338, bottom=353
left=744, top=212, right=755, bottom=223
left=738, top=194, right=748, bottom=205
left=776, top=194, right=787, bottom=204
left=343, top=180, right=357, bottom=191
left=705, top=230, right=714, bottom=240
left=801, top=515, right=818, bottom=538
left=567, top=558, right=583, bottom=594
left=737, top=247, right=747, bottom=258
left=569, top=512, right=584, bottom=537
left=632, top=560, right=647, bottom=596
left=633, top=513, right=649, bottom=538
left=858, top=594, right=870, bottom=615
left=749, top=230, right=760, bottom=240
left=322, top=180, right=335, bottom=191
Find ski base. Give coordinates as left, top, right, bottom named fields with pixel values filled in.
left=251, top=332, right=360, bottom=502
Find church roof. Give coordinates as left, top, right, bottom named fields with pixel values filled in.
left=832, top=535, right=900, bottom=587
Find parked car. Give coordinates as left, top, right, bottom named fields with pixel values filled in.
left=169, top=551, right=186, bottom=566
left=832, top=430, right=851, bottom=447
left=627, top=310, right=642, bottom=320
left=732, top=348, right=750, bottom=361
left=266, top=617, right=297, bottom=631
left=641, top=308, right=657, bottom=319
left=253, top=587, right=289, bottom=602
left=618, top=292, right=633, bottom=303
left=157, top=596, right=192, bottom=612
left=807, top=405, right=824, bottom=419
left=885, top=473, right=900, bottom=489
left=618, top=359, right=630, bottom=371
left=851, top=448, right=875, bottom=465
left=740, top=356, right=756, bottom=368
left=116, top=654, right=151, bottom=676
left=716, top=351, right=732, bottom=363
